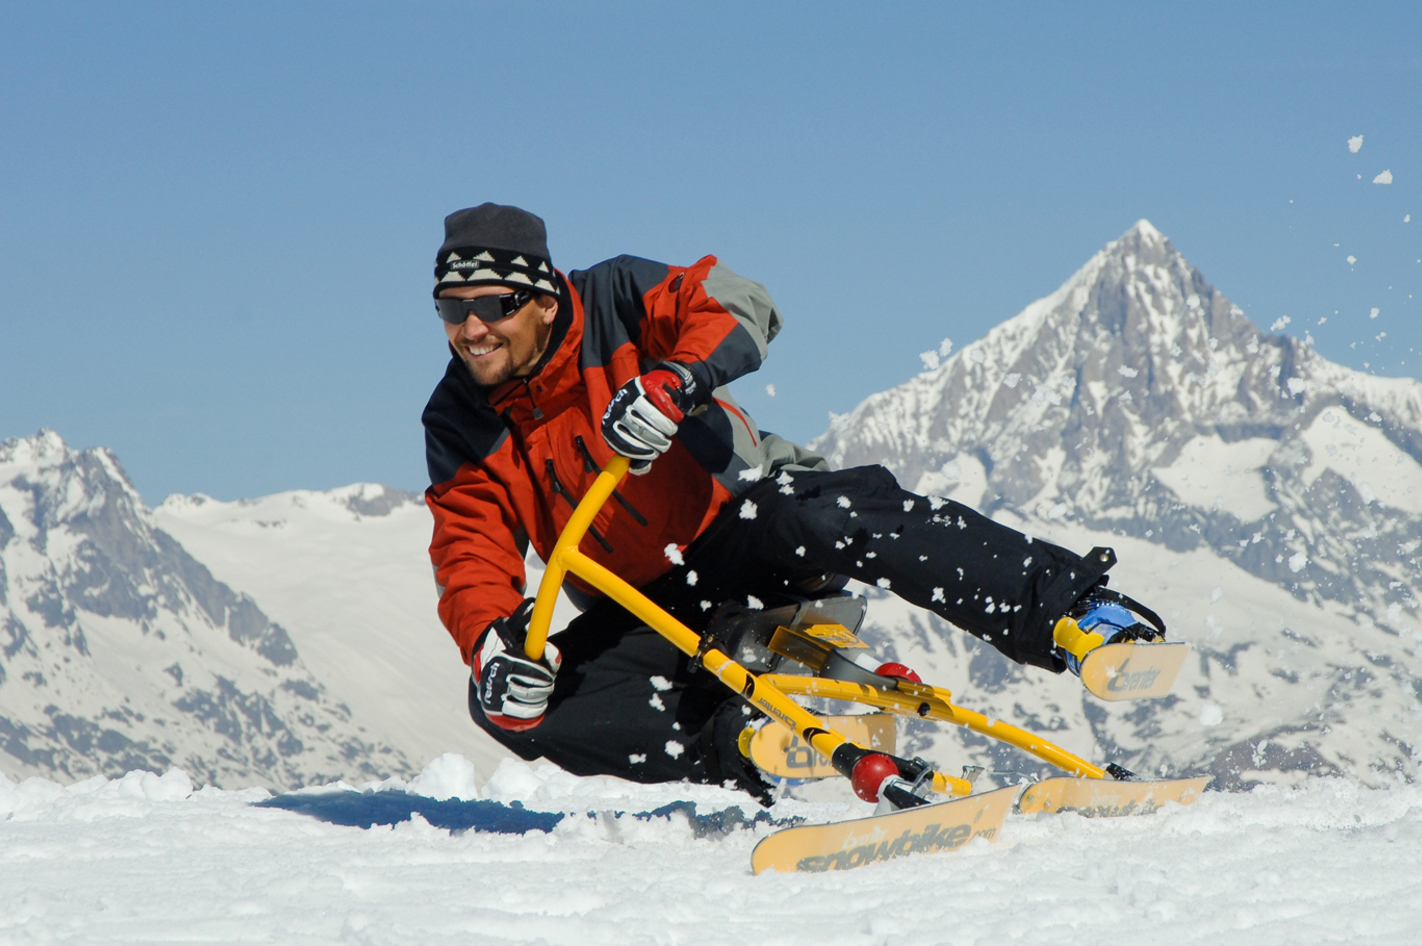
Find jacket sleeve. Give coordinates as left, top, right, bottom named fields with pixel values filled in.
left=426, top=468, right=528, bottom=664
left=572, top=255, right=782, bottom=395
left=422, top=361, right=529, bottom=664
left=645, top=255, right=782, bottom=395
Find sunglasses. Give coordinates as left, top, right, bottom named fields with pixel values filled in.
left=435, top=289, right=534, bottom=324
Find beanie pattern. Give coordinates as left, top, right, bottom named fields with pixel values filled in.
left=435, top=247, right=559, bottom=295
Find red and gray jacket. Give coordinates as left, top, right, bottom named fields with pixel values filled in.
left=422, top=255, right=826, bottom=663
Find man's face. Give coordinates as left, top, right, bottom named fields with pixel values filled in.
left=439, top=285, right=558, bottom=387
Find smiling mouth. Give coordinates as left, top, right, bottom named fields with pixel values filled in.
left=462, top=341, right=501, bottom=358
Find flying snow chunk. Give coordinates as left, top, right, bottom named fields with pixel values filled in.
left=1200, top=702, right=1224, bottom=727
left=664, top=740, right=684, bottom=759
left=664, top=543, right=685, bottom=565
left=938, top=337, right=953, bottom=357
left=1186, top=294, right=1201, bottom=309
left=1118, top=365, right=1139, bottom=378
left=1271, top=315, right=1292, bottom=330
left=1347, top=256, right=1357, bottom=265
left=738, top=465, right=764, bottom=482
left=685, top=570, right=698, bottom=586
left=1288, top=552, right=1309, bottom=573
left=649, top=675, right=673, bottom=692
left=1287, top=378, right=1307, bottom=396
left=739, top=500, right=757, bottom=519
left=629, top=753, right=646, bottom=764
left=919, top=350, right=941, bottom=371
left=1003, top=373, right=1020, bottom=389
left=1374, top=170, right=1394, bottom=185
left=746, top=595, right=764, bottom=610
left=877, top=578, right=891, bottom=589
left=1371, top=307, right=1380, bottom=319
left=765, top=383, right=776, bottom=397
left=1348, top=135, right=1363, bottom=153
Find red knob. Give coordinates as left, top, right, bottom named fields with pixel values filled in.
left=849, top=753, right=900, bottom=803
left=875, top=662, right=922, bottom=683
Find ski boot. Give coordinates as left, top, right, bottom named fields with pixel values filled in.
left=1054, top=585, right=1167, bottom=676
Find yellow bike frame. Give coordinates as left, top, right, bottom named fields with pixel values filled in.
left=524, top=455, right=1107, bottom=797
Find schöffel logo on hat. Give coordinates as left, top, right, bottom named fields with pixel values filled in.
left=435, top=246, right=558, bottom=295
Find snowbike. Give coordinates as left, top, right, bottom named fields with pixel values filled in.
left=525, top=455, right=1205, bottom=874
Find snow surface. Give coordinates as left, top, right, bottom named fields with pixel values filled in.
left=1150, top=435, right=1278, bottom=522
left=2, top=758, right=1420, bottom=945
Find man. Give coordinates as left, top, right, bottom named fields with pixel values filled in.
left=422, top=203, right=1157, bottom=801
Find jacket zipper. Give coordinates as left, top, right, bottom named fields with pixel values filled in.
left=573, top=435, right=648, bottom=526
left=523, top=379, right=543, bottom=420
left=545, top=459, right=613, bottom=553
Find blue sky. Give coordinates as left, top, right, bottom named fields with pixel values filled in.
left=2, top=1, right=1419, bottom=501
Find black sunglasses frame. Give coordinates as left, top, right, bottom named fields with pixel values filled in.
left=435, top=289, right=534, bottom=324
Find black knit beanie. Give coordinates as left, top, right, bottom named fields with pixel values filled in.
left=433, top=203, right=559, bottom=297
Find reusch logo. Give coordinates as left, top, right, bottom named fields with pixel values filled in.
left=1105, top=658, right=1161, bottom=693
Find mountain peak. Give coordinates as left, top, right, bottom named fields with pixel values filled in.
left=1125, top=218, right=1165, bottom=244
left=811, top=223, right=1422, bottom=788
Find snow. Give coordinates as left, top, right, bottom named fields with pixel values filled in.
left=1348, top=134, right=1364, bottom=152
left=912, top=453, right=989, bottom=507
left=1298, top=409, right=1422, bottom=514
left=1374, top=169, right=1394, bottom=185
left=2, top=761, right=1421, bottom=944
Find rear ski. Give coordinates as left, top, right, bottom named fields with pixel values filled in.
left=1018, top=775, right=1208, bottom=816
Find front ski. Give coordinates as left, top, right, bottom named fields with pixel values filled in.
left=1017, top=776, right=1208, bottom=817
left=751, top=785, right=1017, bottom=874
left=1079, top=641, right=1189, bottom=700
left=748, top=713, right=896, bottom=779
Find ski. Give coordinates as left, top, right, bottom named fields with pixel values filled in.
left=750, top=785, right=1018, bottom=874
left=748, top=713, right=896, bottom=779
left=1017, top=775, right=1208, bottom=817
left=1079, top=640, right=1189, bottom=700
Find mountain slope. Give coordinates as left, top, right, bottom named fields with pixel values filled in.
left=0, top=432, right=414, bottom=788
left=152, top=482, right=572, bottom=778
left=812, top=221, right=1422, bottom=786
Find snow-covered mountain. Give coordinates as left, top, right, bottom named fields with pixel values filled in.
left=152, top=480, right=580, bottom=780
left=811, top=221, right=1422, bottom=788
left=0, top=432, right=415, bottom=789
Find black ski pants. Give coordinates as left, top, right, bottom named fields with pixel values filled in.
left=471, top=465, right=1113, bottom=787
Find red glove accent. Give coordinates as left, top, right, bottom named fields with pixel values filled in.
left=641, top=368, right=688, bottom=424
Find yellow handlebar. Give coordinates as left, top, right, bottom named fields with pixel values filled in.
left=525, top=453, right=631, bottom=660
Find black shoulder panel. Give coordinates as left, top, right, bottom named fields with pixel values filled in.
left=567, top=255, right=670, bottom=370
left=422, top=357, right=510, bottom=486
